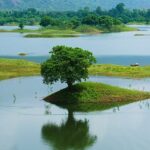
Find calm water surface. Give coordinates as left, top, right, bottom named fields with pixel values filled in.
left=1, top=55, right=150, bottom=66
left=0, top=25, right=40, bottom=31
left=1, top=76, right=150, bottom=150
left=1, top=25, right=150, bottom=150
left=0, top=25, right=150, bottom=56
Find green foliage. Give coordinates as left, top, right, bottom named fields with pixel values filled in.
left=41, top=46, right=96, bottom=88
left=19, top=22, right=24, bottom=30
left=75, top=25, right=100, bottom=33
left=89, top=64, right=150, bottom=78
left=0, top=58, right=40, bottom=80
left=0, top=3, right=150, bottom=29
left=44, top=82, right=150, bottom=112
left=40, top=16, right=51, bottom=27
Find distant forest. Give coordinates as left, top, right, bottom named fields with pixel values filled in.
left=0, top=3, right=150, bottom=26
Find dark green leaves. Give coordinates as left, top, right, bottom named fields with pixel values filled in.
left=41, top=46, right=96, bottom=87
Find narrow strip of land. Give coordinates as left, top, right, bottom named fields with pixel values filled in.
left=1, top=59, right=150, bottom=81
left=0, top=25, right=136, bottom=38
left=0, top=58, right=40, bottom=80
left=89, top=64, right=150, bottom=78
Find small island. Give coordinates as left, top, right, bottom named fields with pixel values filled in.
left=0, top=58, right=40, bottom=80
left=40, top=46, right=150, bottom=112
left=44, top=82, right=150, bottom=112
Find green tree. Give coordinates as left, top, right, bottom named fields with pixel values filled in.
left=116, top=3, right=125, bottom=14
left=19, top=22, right=24, bottom=30
left=40, top=16, right=51, bottom=27
left=70, top=17, right=81, bottom=29
left=82, top=14, right=99, bottom=25
left=98, top=16, right=114, bottom=29
left=41, top=46, right=96, bottom=89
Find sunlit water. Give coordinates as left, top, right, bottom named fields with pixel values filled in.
left=1, top=76, right=150, bottom=150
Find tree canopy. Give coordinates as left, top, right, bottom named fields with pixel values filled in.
left=41, top=46, right=96, bottom=88
left=1, top=3, right=150, bottom=27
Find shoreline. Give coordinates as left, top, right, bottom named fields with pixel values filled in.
left=0, top=25, right=137, bottom=38
left=1, top=58, right=150, bottom=80
left=44, top=82, right=150, bottom=112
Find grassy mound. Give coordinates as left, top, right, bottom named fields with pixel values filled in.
left=1, top=59, right=150, bottom=81
left=89, top=64, right=150, bottom=78
left=107, top=25, right=137, bottom=32
left=0, top=58, right=40, bottom=80
left=45, top=82, right=150, bottom=112
left=24, top=28, right=80, bottom=38
left=75, top=25, right=101, bottom=33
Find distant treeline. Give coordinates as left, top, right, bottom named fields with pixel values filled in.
left=0, top=3, right=150, bottom=27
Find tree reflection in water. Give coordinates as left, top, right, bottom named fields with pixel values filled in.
left=41, top=110, right=97, bottom=150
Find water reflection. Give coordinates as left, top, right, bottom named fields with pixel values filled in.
left=41, top=110, right=97, bottom=150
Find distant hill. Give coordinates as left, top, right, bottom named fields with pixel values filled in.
left=0, top=0, right=150, bottom=10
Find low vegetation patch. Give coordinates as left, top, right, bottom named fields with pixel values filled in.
left=23, top=25, right=136, bottom=38
left=75, top=25, right=101, bottom=33
left=108, top=25, right=137, bottom=32
left=24, top=28, right=80, bottom=38
left=45, top=82, right=150, bottom=112
left=89, top=64, right=150, bottom=78
left=0, top=58, right=40, bottom=80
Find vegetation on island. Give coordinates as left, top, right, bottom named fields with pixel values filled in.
left=0, top=3, right=146, bottom=37
left=44, top=82, right=150, bottom=112
left=0, top=58, right=40, bottom=80
left=1, top=51, right=150, bottom=111
left=24, top=29, right=81, bottom=38
left=18, top=22, right=24, bottom=30
left=40, top=46, right=150, bottom=111
left=0, top=3, right=150, bottom=26
left=89, top=64, right=150, bottom=78
left=2, top=57, right=150, bottom=81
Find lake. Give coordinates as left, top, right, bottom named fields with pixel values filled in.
left=0, top=25, right=150, bottom=56
left=1, top=25, right=150, bottom=150
left=1, top=55, right=150, bottom=66
left=1, top=76, right=150, bottom=150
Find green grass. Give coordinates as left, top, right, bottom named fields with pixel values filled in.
left=2, top=59, right=150, bottom=81
left=1, top=58, right=150, bottom=112
left=24, top=28, right=81, bottom=38
left=127, top=22, right=150, bottom=25
left=99, top=25, right=137, bottom=32
left=0, top=24, right=137, bottom=38
left=89, top=64, right=150, bottom=78
left=109, top=25, right=137, bottom=32
left=44, top=82, right=150, bottom=112
left=24, top=25, right=137, bottom=38
left=0, top=58, right=40, bottom=80
left=75, top=25, right=101, bottom=33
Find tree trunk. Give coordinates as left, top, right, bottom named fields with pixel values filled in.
left=67, top=81, right=73, bottom=90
